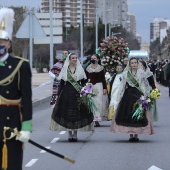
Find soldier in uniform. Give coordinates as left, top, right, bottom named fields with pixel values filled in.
left=0, top=8, right=32, bottom=170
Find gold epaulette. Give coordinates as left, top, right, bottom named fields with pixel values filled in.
left=14, top=56, right=29, bottom=62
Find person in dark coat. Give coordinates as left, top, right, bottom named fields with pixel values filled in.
left=0, top=8, right=32, bottom=170
left=166, top=62, right=170, bottom=97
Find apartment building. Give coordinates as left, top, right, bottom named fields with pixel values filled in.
left=41, top=0, right=95, bottom=27
left=127, top=12, right=136, bottom=36
left=41, top=0, right=128, bottom=28
left=95, top=0, right=128, bottom=28
left=150, top=18, right=170, bottom=43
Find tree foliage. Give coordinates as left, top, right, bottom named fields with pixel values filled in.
left=150, top=38, right=160, bottom=59
left=61, top=24, right=140, bottom=56
left=161, top=29, right=170, bottom=58
left=10, top=6, right=29, bottom=58
left=11, top=8, right=141, bottom=72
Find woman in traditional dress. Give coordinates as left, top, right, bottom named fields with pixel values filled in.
left=110, top=57, right=154, bottom=142
left=108, top=64, right=123, bottom=120
left=50, top=53, right=94, bottom=142
left=49, top=50, right=69, bottom=105
left=86, top=54, right=108, bottom=127
left=140, top=60, right=158, bottom=122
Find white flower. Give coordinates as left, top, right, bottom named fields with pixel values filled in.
left=146, top=98, right=151, bottom=102
left=140, top=96, right=145, bottom=100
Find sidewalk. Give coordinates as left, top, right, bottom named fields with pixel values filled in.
left=32, top=68, right=52, bottom=106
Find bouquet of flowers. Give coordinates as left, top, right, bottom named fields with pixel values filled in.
left=132, top=95, right=151, bottom=121
left=77, top=82, right=99, bottom=114
left=132, top=88, right=161, bottom=121
left=150, top=88, right=161, bottom=99
left=100, top=36, right=129, bottom=72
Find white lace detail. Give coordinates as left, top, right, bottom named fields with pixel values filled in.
left=58, top=53, right=87, bottom=81
left=86, top=64, right=104, bottom=73
left=115, top=59, right=151, bottom=111
left=144, top=61, right=153, bottom=78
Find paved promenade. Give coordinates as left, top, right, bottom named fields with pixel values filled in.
left=32, top=68, right=52, bottom=106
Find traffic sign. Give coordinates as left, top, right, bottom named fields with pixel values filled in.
left=16, top=13, right=46, bottom=38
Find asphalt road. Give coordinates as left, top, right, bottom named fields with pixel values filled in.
left=23, top=84, right=170, bottom=170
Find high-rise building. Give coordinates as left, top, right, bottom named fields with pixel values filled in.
left=95, top=0, right=128, bottom=28
left=41, top=0, right=128, bottom=28
left=41, top=0, right=95, bottom=27
left=127, top=12, right=136, bottom=36
left=150, top=18, right=170, bottom=43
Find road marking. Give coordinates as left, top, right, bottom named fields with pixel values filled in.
left=33, top=81, right=51, bottom=89
left=59, top=131, right=66, bottom=135
left=148, top=165, right=162, bottom=170
left=25, top=159, right=38, bottom=167
left=40, top=146, right=51, bottom=153
left=50, top=137, right=59, bottom=143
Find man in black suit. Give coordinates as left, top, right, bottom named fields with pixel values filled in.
left=0, top=8, right=32, bottom=170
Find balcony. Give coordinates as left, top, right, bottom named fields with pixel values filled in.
left=65, top=5, right=70, bottom=8
left=65, top=19, right=71, bottom=22
left=41, top=0, right=48, bottom=2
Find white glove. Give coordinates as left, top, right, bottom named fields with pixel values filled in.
left=16, top=131, right=30, bottom=142
left=49, top=71, right=56, bottom=79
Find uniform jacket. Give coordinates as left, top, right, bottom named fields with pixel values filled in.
left=0, top=54, right=32, bottom=139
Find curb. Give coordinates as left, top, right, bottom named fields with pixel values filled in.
left=32, top=95, right=51, bottom=107
left=32, top=80, right=52, bottom=107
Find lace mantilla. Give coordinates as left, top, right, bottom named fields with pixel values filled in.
left=58, top=54, right=87, bottom=81
left=114, top=60, right=152, bottom=111
left=86, top=64, right=104, bottom=73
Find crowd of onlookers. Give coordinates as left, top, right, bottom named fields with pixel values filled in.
left=147, top=59, right=170, bottom=97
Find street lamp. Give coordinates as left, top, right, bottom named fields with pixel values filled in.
left=80, top=0, right=83, bottom=64
left=95, top=8, right=112, bottom=49
left=49, top=0, right=53, bottom=69
left=109, top=24, right=121, bottom=37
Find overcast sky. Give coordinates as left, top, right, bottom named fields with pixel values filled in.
left=0, top=0, right=170, bottom=43
left=128, top=0, right=170, bottom=43
left=0, top=0, right=41, bottom=8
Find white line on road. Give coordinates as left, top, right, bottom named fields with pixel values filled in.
left=59, top=131, right=66, bottom=135
left=148, top=165, right=162, bottom=170
left=50, top=137, right=59, bottom=143
left=25, top=159, right=38, bottom=167
left=40, top=146, right=51, bottom=153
